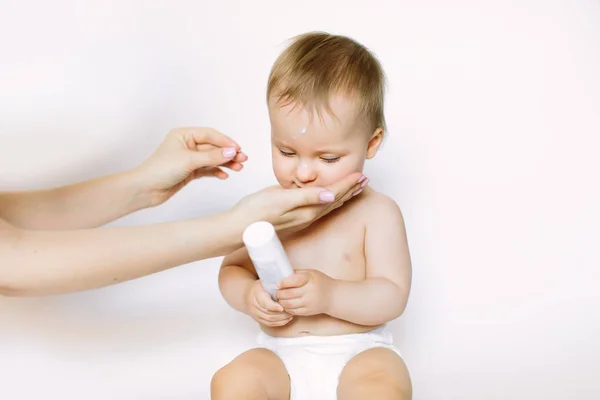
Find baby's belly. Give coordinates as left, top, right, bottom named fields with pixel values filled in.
left=261, top=314, right=377, bottom=337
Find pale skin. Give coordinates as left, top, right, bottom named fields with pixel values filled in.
left=0, top=127, right=367, bottom=296
left=212, top=96, right=413, bottom=399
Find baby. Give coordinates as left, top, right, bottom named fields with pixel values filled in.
left=211, top=32, right=412, bottom=400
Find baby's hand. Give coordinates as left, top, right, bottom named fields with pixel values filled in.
left=275, top=269, right=334, bottom=316
left=246, top=280, right=294, bottom=327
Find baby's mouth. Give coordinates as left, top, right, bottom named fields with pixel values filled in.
left=292, top=181, right=321, bottom=189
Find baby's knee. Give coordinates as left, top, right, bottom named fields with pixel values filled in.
left=211, top=362, right=261, bottom=398
left=338, top=348, right=412, bottom=399
left=211, top=351, right=279, bottom=399
left=338, top=371, right=411, bottom=400
left=362, top=369, right=410, bottom=392
left=212, top=348, right=290, bottom=399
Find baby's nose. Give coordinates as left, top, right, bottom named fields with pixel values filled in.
left=296, top=161, right=317, bottom=183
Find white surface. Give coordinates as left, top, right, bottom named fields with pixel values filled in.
left=1, top=1, right=600, bottom=399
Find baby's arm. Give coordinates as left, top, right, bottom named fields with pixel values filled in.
left=218, top=248, right=257, bottom=314
left=325, top=195, right=412, bottom=326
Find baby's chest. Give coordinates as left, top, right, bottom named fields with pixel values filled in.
left=281, top=221, right=366, bottom=281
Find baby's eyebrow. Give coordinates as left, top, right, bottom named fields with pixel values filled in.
left=271, top=138, right=294, bottom=148
left=313, top=146, right=347, bottom=154
left=271, top=131, right=298, bottom=144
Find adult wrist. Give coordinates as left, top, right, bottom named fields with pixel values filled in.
left=119, top=169, right=156, bottom=211
left=206, top=209, right=247, bottom=255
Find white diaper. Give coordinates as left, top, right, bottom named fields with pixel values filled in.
left=256, top=326, right=401, bottom=400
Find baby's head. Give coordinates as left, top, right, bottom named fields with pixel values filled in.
left=267, top=31, right=386, bottom=189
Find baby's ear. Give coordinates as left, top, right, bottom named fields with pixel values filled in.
left=366, top=127, right=384, bottom=159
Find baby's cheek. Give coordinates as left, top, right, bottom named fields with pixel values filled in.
left=319, top=160, right=363, bottom=187
left=272, top=157, right=294, bottom=188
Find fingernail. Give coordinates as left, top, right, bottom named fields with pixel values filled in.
left=360, top=178, right=370, bottom=188
left=319, top=191, right=335, bottom=202
left=223, top=147, right=237, bottom=158
left=358, top=174, right=367, bottom=183
left=352, top=188, right=364, bottom=196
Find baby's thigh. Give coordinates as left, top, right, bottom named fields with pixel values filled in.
left=211, top=348, right=290, bottom=400
left=337, top=347, right=412, bottom=400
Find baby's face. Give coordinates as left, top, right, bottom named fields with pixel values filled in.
left=268, top=95, right=381, bottom=189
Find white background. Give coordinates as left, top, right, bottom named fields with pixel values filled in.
left=1, top=1, right=599, bottom=399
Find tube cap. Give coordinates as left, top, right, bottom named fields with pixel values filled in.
left=242, top=221, right=280, bottom=260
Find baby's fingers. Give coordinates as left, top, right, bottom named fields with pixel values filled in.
left=250, top=306, right=292, bottom=326
left=278, top=297, right=305, bottom=310
left=256, top=290, right=284, bottom=312
left=257, top=312, right=293, bottom=327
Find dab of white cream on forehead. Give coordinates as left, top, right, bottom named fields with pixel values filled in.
left=299, top=126, right=307, bottom=134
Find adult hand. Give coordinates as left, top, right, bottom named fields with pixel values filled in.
left=134, top=127, right=248, bottom=206
left=232, top=172, right=368, bottom=235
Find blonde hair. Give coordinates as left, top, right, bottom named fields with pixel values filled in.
left=267, top=31, right=386, bottom=132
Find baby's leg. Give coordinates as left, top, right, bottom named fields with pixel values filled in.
left=211, top=348, right=290, bottom=400
left=337, top=347, right=412, bottom=400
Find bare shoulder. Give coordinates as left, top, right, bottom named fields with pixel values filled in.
left=351, top=188, right=405, bottom=224
left=360, top=189, right=411, bottom=288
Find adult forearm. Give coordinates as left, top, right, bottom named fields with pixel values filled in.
left=326, top=278, right=407, bottom=326
left=0, top=170, right=150, bottom=230
left=0, top=211, right=244, bottom=296
left=218, top=266, right=256, bottom=314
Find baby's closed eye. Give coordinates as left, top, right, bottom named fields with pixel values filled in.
left=320, top=156, right=340, bottom=163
